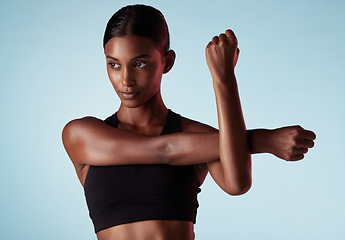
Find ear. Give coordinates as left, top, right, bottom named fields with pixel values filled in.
left=163, top=50, right=176, bottom=74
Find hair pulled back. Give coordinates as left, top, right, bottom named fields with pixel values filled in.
left=103, top=4, right=170, bottom=55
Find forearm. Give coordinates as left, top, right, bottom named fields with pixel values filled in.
left=213, top=74, right=252, bottom=194
left=161, top=132, right=219, bottom=165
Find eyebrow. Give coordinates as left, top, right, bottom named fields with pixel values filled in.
left=106, top=54, right=150, bottom=61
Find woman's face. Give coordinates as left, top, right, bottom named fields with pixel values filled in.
left=104, top=34, right=166, bottom=108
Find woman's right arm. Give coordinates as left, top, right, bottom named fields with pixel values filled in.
left=62, top=117, right=315, bottom=170
left=62, top=117, right=220, bottom=169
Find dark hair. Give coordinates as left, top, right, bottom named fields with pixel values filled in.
left=103, top=4, right=170, bottom=55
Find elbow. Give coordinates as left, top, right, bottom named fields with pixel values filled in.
left=225, top=155, right=252, bottom=196
left=225, top=176, right=252, bottom=196
left=231, top=180, right=252, bottom=196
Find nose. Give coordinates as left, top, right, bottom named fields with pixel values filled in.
left=121, top=68, right=136, bottom=87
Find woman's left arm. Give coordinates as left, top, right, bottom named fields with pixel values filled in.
left=203, top=30, right=317, bottom=195
left=204, top=29, right=252, bottom=195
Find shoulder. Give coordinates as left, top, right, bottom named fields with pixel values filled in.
left=180, top=116, right=218, bottom=133
left=64, top=116, right=104, bottom=128
left=62, top=116, right=106, bottom=149
left=62, top=116, right=104, bottom=135
left=62, top=116, right=105, bottom=167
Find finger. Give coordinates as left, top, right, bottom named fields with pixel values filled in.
left=212, top=36, right=219, bottom=44
left=292, top=147, right=309, bottom=155
left=287, top=154, right=305, bottom=162
left=225, top=29, right=238, bottom=44
left=219, top=33, right=227, bottom=42
left=304, top=129, right=316, bottom=140
left=205, top=41, right=211, bottom=55
left=296, top=138, right=315, bottom=148
left=206, top=41, right=213, bottom=49
left=225, top=29, right=235, bottom=38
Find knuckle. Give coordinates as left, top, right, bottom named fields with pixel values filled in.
left=291, top=125, right=302, bottom=134
left=291, top=138, right=298, bottom=146
left=286, top=149, right=294, bottom=158
left=226, top=29, right=234, bottom=36
left=212, top=36, right=219, bottom=42
left=292, top=128, right=300, bottom=136
left=219, top=33, right=226, bottom=39
left=297, top=128, right=303, bottom=134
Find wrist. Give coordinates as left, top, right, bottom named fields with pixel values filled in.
left=211, top=70, right=236, bottom=86
left=247, top=128, right=273, bottom=154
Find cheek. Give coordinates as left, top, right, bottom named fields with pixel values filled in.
left=107, top=70, right=120, bottom=87
left=141, top=70, right=161, bottom=91
left=147, top=63, right=164, bottom=82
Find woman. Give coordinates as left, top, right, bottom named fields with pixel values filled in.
left=62, top=4, right=316, bottom=240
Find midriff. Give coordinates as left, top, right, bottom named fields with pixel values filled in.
left=96, top=220, right=195, bottom=240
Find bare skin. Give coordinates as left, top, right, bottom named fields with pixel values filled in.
left=96, top=220, right=195, bottom=240
left=62, top=32, right=316, bottom=240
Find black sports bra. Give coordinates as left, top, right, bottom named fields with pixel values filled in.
left=84, top=109, right=201, bottom=233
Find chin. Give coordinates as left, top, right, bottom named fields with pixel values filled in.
left=120, top=100, right=143, bottom=109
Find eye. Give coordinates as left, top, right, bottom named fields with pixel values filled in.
left=134, top=61, right=148, bottom=68
left=108, top=62, right=121, bottom=69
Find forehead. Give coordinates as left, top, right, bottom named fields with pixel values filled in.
left=104, top=35, right=161, bottom=60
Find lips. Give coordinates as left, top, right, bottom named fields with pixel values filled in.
left=120, top=91, right=139, bottom=100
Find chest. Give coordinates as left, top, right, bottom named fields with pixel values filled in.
left=83, top=164, right=201, bottom=209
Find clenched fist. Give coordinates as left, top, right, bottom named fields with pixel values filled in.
left=269, top=125, right=316, bottom=161
left=250, top=126, right=317, bottom=161
left=205, top=29, right=240, bottom=81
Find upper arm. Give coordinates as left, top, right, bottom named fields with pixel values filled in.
left=62, top=117, right=168, bottom=167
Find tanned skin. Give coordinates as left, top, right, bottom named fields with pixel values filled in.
left=62, top=32, right=316, bottom=240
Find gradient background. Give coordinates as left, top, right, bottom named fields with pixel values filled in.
left=1, top=0, right=344, bottom=239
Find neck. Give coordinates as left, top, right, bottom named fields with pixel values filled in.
left=117, top=89, right=168, bottom=127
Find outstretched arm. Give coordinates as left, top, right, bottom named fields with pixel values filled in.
left=63, top=118, right=315, bottom=167
left=62, top=117, right=220, bottom=170
left=205, top=29, right=251, bottom=195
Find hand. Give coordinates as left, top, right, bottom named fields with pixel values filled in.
left=205, top=29, right=240, bottom=81
left=267, top=125, right=316, bottom=161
